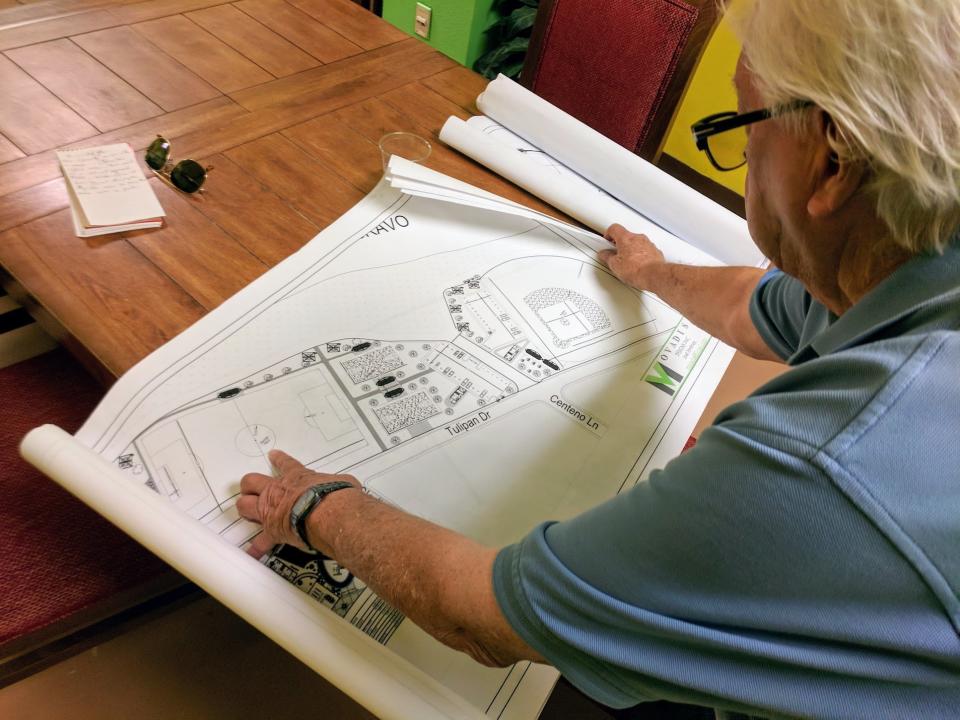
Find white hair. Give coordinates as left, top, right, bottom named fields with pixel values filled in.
left=727, top=0, right=960, bottom=254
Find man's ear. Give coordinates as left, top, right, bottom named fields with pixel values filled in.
left=807, top=112, right=867, bottom=218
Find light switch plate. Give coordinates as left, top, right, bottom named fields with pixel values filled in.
left=415, top=2, right=431, bottom=39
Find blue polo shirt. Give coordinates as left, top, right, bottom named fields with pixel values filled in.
left=493, top=241, right=960, bottom=718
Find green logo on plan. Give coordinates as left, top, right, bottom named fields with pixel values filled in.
left=645, top=362, right=684, bottom=396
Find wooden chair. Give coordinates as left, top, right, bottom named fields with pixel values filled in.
left=521, top=0, right=720, bottom=163
left=0, top=347, right=181, bottom=684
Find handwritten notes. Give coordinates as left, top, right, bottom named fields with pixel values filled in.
left=57, top=143, right=165, bottom=237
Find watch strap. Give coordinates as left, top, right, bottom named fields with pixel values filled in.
left=290, top=480, right=355, bottom=551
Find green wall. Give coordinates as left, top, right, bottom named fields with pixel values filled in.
left=382, top=0, right=498, bottom=67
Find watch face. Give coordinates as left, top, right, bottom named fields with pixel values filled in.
left=291, top=487, right=317, bottom=519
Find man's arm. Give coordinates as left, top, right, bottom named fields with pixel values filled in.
left=237, top=451, right=545, bottom=668
left=599, top=224, right=782, bottom=362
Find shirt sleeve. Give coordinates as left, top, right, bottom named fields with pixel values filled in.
left=748, top=269, right=818, bottom=361
left=492, top=408, right=954, bottom=715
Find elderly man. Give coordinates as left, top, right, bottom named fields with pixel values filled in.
left=237, top=1, right=960, bottom=717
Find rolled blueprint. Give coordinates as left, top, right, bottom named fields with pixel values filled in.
left=446, top=75, right=763, bottom=268
left=387, top=155, right=721, bottom=267
left=439, top=116, right=651, bottom=238
left=20, top=424, right=486, bottom=720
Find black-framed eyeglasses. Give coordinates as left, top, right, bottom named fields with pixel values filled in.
left=692, top=100, right=814, bottom=172
left=145, top=136, right=211, bottom=194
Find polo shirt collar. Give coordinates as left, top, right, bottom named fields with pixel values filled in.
left=810, top=235, right=960, bottom=357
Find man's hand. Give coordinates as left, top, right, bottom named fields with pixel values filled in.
left=597, top=223, right=666, bottom=291
left=238, top=452, right=545, bottom=667
left=236, top=449, right=361, bottom=559
left=599, top=224, right=779, bottom=361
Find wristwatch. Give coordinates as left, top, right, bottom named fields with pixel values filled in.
left=289, top=481, right=355, bottom=551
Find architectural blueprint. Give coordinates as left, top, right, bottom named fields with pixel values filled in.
left=23, top=77, right=763, bottom=720
left=18, top=173, right=739, bottom=719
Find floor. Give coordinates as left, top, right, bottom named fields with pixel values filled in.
left=0, top=595, right=377, bottom=720
left=0, top=290, right=57, bottom=369
left=0, top=594, right=717, bottom=719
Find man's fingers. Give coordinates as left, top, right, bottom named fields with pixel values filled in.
left=235, top=494, right=260, bottom=521
left=599, top=249, right=623, bottom=277
left=246, top=531, right=275, bottom=559
left=604, top=223, right=628, bottom=245
left=605, top=224, right=654, bottom=251
left=240, top=471, right=271, bottom=495
left=268, top=449, right=304, bottom=475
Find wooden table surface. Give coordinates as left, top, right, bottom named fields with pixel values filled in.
left=0, top=0, right=569, bottom=385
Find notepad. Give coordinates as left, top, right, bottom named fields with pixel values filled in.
left=57, top=143, right=165, bottom=238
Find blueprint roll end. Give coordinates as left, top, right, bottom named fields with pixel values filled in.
left=20, top=424, right=69, bottom=467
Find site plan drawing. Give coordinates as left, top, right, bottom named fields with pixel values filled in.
left=23, top=76, right=763, bottom=720
left=22, top=176, right=730, bottom=719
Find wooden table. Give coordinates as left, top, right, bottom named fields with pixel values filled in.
left=0, top=0, right=571, bottom=386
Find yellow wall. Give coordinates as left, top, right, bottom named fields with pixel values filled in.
left=662, top=17, right=746, bottom=196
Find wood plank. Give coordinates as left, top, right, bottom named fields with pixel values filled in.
left=232, top=0, right=360, bottom=65
left=0, top=151, right=65, bottom=200
left=286, top=0, right=405, bottom=51
left=0, top=95, right=245, bottom=199
left=230, top=37, right=443, bottom=110
left=190, top=152, right=320, bottom=266
left=186, top=4, right=317, bottom=78
left=0, top=208, right=207, bottom=376
left=108, top=0, right=223, bottom=24
left=0, top=9, right=118, bottom=52
left=282, top=114, right=378, bottom=193
left=5, top=38, right=161, bottom=132
left=161, top=41, right=453, bottom=164
left=0, top=53, right=96, bottom=153
left=132, top=14, right=272, bottom=93
left=73, top=25, right=220, bottom=111
left=332, top=96, right=431, bottom=147
left=0, top=0, right=122, bottom=29
left=380, top=80, right=471, bottom=134
left=223, top=133, right=363, bottom=228
left=0, top=176, right=67, bottom=233
left=124, top=178, right=268, bottom=310
left=421, top=65, right=486, bottom=115
left=0, top=133, right=24, bottom=163
left=325, top=95, right=440, bottom=184
left=0, top=43, right=452, bottom=195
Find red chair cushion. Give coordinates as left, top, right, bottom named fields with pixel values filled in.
left=0, top=350, right=168, bottom=648
left=528, top=0, right=699, bottom=153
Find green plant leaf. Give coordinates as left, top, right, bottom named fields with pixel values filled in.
left=477, top=0, right=539, bottom=79
left=503, top=5, right=537, bottom=36
left=474, top=36, right=530, bottom=79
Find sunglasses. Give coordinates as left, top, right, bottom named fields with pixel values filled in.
left=145, top=136, right=210, bottom=193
